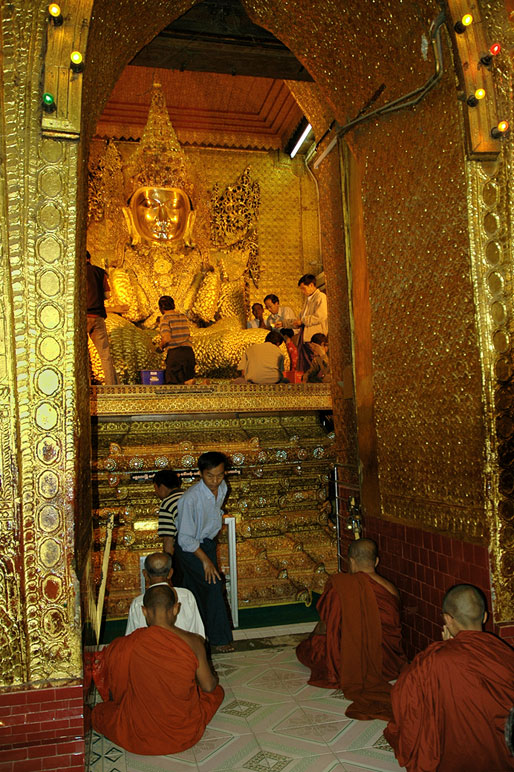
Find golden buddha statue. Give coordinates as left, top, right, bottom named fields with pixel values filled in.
left=86, top=82, right=278, bottom=382
left=128, top=186, right=194, bottom=244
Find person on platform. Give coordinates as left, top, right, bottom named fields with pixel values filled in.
left=293, top=274, right=328, bottom=342
left=302, top=333, right=330, bottom=383
left=292, top=274, right=328, bottom=372
left=93, top=584, right=223, bottom=756
left=296, top=538, right=406, bottom=720
left=264, top=294, right=296, bottom=330
left=281, top=328, right=298, bottom=372
left=238, top=330, right=289, bottom=384
left=157, top=295, right=195, bottom=385
left=154, top=469, right=182, bottom=556
left=175, top=451, right=234, bottom=653
left=86, top=251, right=118, bottom=385
left=246, top=302, right=266, bottom=329
left=385, top=583, right=514, bottom=772
left=125, top=552, right=204, bottom=637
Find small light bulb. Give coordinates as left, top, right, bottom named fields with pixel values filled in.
left=491, top=120, right=510, bottom=139
left=70, top=50, right=84, bottom=73
left=490, top=43, right=501, bottom=56
left=42, top=92, right=56, bottom=113
left=454, top=14, right=473, bottom=34
left=475, top=88, right=486, bottom=100
left=48, top=4, right=63, bottom=26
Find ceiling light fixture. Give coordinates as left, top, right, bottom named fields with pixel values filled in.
left=290, top=123, right=312, bottom=159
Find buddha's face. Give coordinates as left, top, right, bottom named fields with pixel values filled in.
left=130, top=186, right=191, bottom=242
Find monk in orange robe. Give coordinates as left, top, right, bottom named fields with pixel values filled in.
left=296, top=538, right=406, bottom=720
left=92, top=584, right=224, bottom=755
left=385, top=583, right=514, bottom=772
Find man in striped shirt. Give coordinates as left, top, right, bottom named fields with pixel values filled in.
left=158, top=295, right=195, bottom=384
left=154, top=470, right=182, bottom=556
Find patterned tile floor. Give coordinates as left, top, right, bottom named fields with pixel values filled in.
left=88, top=624, right=405, bottom=772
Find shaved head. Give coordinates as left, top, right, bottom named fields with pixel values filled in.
left=144, top=552, right=172, bottom=577
left=348, top=538, right=378, bottom=568
left=442, top=584, right=486, bottom=629
left=143, top=584, right=177, bottom=613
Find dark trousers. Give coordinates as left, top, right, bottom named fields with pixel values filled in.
left=164, top=345, right=195, bottom=384
left=175, top=539, right=233, bottom=646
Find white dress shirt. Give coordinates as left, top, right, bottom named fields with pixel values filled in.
left=300, top=288, right=328, bottom=342
left=125, top=582, right=205, bottom=637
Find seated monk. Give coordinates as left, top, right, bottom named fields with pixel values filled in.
left=296, top=538, right=406, bottom=720
left=385, top=583, right=514, bottom=772
left=92, top=584, right=224, bottom=755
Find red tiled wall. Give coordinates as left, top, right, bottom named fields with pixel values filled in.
left=0, top=683, right=84, bottom=772
left=362, top=516, right=500, bottom=660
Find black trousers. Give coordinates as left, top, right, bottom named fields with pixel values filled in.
left=164, top=345, right=195, bottom=384
left=175, top=539, right=233, bottom=646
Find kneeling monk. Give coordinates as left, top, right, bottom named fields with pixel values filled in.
left=385, top=584, right=514, bottom=772
left=92, top=584, right=224, bottom=755
left=296, top=538, right=406, bottom=720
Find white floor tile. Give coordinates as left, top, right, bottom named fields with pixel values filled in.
left=88, top=639, right=404, bottom=772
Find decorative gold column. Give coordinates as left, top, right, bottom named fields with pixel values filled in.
left=0, top=3, right=91, bottom=685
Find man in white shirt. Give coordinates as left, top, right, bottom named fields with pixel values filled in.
left=293, top=273, right=328, bottom=343
left=125, top=552, right=204, bottom=637
left=264, top=294, right=296, bottom=330
left=238, top=330, right=289, bottom=384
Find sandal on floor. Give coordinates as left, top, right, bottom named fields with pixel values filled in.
left=214, top=643, right=235, bottom=653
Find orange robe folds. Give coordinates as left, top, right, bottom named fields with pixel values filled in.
left=92, top=626, right=224, bottom=755
left=296, top=572, right=406, bottom=720
left=384, top=630, right=514, bottom=772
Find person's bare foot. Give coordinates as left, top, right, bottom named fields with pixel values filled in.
left=214, top=643, right=235, bottom=653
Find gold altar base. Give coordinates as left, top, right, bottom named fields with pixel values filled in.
left=91, top=383, right=336, bottom=616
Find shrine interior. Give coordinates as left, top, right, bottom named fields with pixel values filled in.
left=87, top=0, right=342, bottom=628
left=1, top=0, right=514, bottom=770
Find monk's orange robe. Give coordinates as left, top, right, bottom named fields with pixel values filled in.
left=296, top=572, right=406, bottom=720
left=384, top=630, right=514, bottom=772
left=92, top=626, right=224, bottom=755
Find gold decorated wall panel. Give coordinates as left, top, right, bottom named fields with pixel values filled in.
left=315, top=148, right=359, bottom=482
left=240, top=1, right=501, bottom=559
left=355, top=62, right=487, bottom=540
left=0, top=2, right=87, bottom=685
left=472, top=0, right=514, bottom=623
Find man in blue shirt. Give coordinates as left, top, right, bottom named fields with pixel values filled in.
left=175, top=451, right=234, bottom=652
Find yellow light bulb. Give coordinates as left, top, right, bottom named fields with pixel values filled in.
left=48, top=3, right=61, bottom=17
left=474, top=88, right=486, bottom=100
left=498, top=120, right=509, bottom=133
left=70, top=51, right=83, bottom=65
left=462, top=13, right=473, bottom=26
